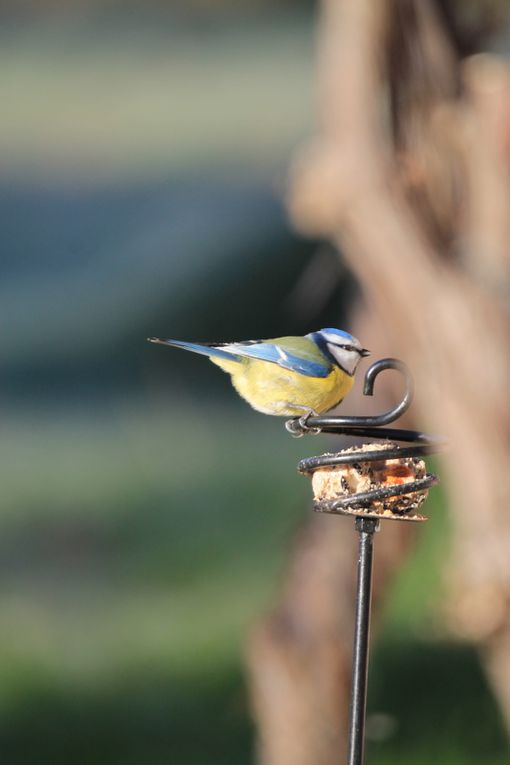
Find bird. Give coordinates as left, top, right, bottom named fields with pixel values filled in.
left=148, top=328, right=369, bottom=420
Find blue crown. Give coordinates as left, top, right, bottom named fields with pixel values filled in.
left=319, top=327, right=356, bottom=343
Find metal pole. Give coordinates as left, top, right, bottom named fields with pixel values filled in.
left=347, top=517, right=378, bottom=765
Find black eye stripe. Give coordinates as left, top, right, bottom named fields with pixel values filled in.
left=326, top=340, right=359, bottom=354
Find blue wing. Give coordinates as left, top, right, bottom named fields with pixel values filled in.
left=220, top=341, right=330, bottom=378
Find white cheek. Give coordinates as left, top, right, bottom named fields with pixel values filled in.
left=327, top=345, right=359, bottom=375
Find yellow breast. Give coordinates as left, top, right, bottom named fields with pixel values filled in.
left=211, top=357, right=354, bottom=417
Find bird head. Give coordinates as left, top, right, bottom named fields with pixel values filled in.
left=308, top=328, right=370, bottom=376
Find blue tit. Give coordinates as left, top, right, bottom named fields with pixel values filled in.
left=148, top=328, right=369, bottom=418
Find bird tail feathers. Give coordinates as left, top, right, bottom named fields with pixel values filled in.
left=148, top=337, right=241, bottom=362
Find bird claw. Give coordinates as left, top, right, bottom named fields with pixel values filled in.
left=285, top=419, right=305, bottom=437
left=285, top=411, right=322, bottom=437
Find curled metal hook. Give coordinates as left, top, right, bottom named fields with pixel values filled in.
left=286, top=358, right=417, bottom=438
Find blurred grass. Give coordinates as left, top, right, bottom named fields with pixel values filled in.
left=0, top=405, right=311, bottom=676
left=0, top=403, right=310, bottom=763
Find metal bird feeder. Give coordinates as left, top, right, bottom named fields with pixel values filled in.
left=286, top=358, right=442, bottom=765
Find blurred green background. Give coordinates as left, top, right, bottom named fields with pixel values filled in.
left=1, top=2, right=508, bottom=763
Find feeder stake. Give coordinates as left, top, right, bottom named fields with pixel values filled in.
left=347, top=517, right=378, bottom=765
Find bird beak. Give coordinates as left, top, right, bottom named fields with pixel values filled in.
left=360, top=348, right=371, bottom=357
left=147, top=337, right=165, bottom=345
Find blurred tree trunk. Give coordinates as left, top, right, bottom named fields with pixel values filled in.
left=246, top=0, right=510, bottom=762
